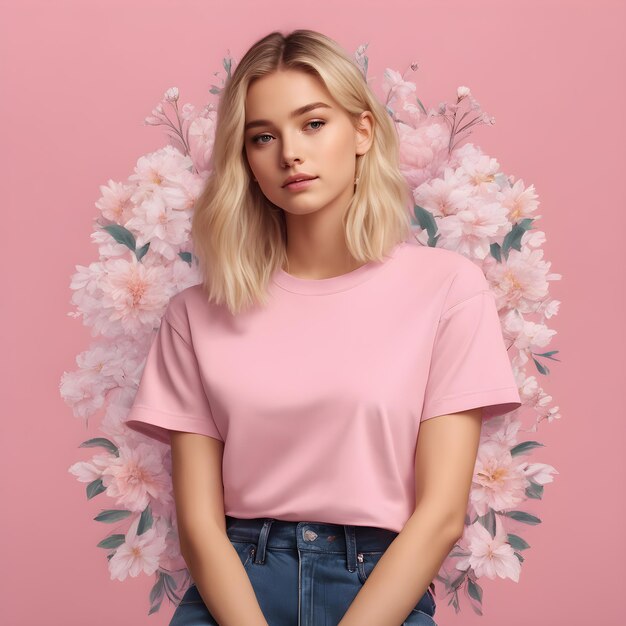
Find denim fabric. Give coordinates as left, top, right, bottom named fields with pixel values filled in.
left=169, top=515, right=437, bottom=626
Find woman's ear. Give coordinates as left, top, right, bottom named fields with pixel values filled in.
left=355, top=111, right=374, bottom=156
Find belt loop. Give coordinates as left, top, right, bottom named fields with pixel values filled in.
left=254, top=518, right=274, bottom=564
left=343, top=525, right=357, bottom=572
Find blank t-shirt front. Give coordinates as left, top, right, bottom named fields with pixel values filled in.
left=124, top=239, right=521, bottom=533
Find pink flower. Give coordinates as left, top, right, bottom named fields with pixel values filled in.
left=483, top=246, right=557, bottom=315
left=126, top=193, right=190, bottom=260
left=470, top=441, right=528, bottom=516
left=521, top=462, right=559, bottom=485
left=97, top=257, right=173, bottom=335
left=164, top=87, right=179, bottom=103
left=128, top=144, right=193, bottom=192
left=456, top=516, right=521, bottom=582
left=437, top=198, right=511, bottom=259
left=95, top=180, right=136, bottom=224
left=382, top=68, right=416, bottom=101
left=499, top=178, right=540, bottom=224
left=68, top=452, right=111, bottom=482
left=398, top=122, right=450, bottom=188
left=59, top=364, right=108, bottom=420
left=480, top=413, right=523, bottom=449
left=101, top=443, right=172, bottom=513
left=413, top=166, right=473, bottom=218
left=108, top=515, right=167, bottom=581
left=459, top=153, right=501, bottom=190
left=188, top=109, right=218, bottom=175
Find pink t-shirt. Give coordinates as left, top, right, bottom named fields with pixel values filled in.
left=124, top=239, right=521, bottom=533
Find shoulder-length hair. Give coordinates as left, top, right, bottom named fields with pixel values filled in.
left=191, top=29, right=413, bottom=315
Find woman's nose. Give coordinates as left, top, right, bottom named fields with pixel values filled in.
left=279, top=135, right=303, bottom=167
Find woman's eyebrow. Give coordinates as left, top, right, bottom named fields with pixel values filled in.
left=245, top=102, right=332, bottom=131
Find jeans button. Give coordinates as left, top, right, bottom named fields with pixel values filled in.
left=303, top=528, right=318, bottom=542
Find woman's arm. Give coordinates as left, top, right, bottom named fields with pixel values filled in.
left=171, top=431, right=269, bottom=626
left=337, top=408, right=483, bottom=626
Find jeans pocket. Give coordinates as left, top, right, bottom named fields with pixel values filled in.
left=406, top=585, right=437, bottom=624
left=177, top=540, right=255, bottom=607
left=356, top=550, right=384, bottom=585
left=170, top=585, right=219, bottom=626
left=229, top=540, right=257, bottom=571
left=357, top=550, right=437, bottom=622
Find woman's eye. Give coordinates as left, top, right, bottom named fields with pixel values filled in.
left=252, top=134, right=273, bottom=145
left=251, top=120, right=326, bottom=145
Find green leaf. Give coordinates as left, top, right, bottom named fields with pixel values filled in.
left=532, top=356, right=550, bottom=375
left=533, top=349, right=561, bottom=362
left=101, top=224, right=137, bottom=251
left=450, top=593, right=459, bottom=611
left=477, top=509, right=496, bottom=537
left=501, top=218, right=534, bottom=259
left=503, top=510, right=542, bottom=525
left=448, top=548, right=470, bottom=558
left=507, top=533, right=530, bottom=551
left=97, top=534, right=126, bottom=549
left=467, top=578, right=483, bottom=603
left=490, top=242, right=502, bottom=262
left=86, top=478, right=106, bottom=500
left=148, top=602, right=162, bottom=616
left=450, top=570, right=467, bottom=590
left=223, top=56, right=232, bottom=79
left=413, top=204, right=440, bottom=247
left=525, top=481, right=544, bottom=500
left=94, top=509, right=133, bottom=523
left=137, top=505, right=154, bottom=535
left=79, top=437, right=119, bottom=456
left=178, top=251, right=192, bottom=265
left=511, top=440, right=545, bottom=456
left=162, top=571, right=179, bottom=597
left=149, top=573, right=165, bottom=613
left=468, top=598, right=484, bottom=616
left=136, top=242, right=150, bottom=262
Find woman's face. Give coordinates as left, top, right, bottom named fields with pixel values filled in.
left=243, top=69, right=372, bottom=218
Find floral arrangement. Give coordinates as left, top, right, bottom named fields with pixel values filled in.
left=61, top=44, right=560, bottom=616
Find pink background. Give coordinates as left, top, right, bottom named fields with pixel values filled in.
left=2, top=0, right=624, bottom=624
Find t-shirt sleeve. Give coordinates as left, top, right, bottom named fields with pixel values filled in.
left=123, top=308, right=223, bottom=445
left=420, top=266, right=522, bottom=422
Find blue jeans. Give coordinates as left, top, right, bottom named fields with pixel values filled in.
left=169, top=515, right=438, bottom=626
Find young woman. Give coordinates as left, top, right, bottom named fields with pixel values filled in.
left=124, top=29, right=521, bottom=626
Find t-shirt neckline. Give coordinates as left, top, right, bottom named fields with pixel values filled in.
left=271, top=240, right=408, bottom=295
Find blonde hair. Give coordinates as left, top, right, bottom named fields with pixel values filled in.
left=191, top=29, right=413, bottom=315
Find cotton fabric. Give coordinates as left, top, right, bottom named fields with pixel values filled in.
left=124, top=239, right=521, bottom=533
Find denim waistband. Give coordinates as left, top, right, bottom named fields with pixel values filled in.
left=225, top=515, right=399, bottom=571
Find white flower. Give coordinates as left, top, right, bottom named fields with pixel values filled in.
left=164, top=87, right=179, bottom=102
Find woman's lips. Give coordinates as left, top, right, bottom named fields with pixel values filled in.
left=283, top=177, right=318, bottom=191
